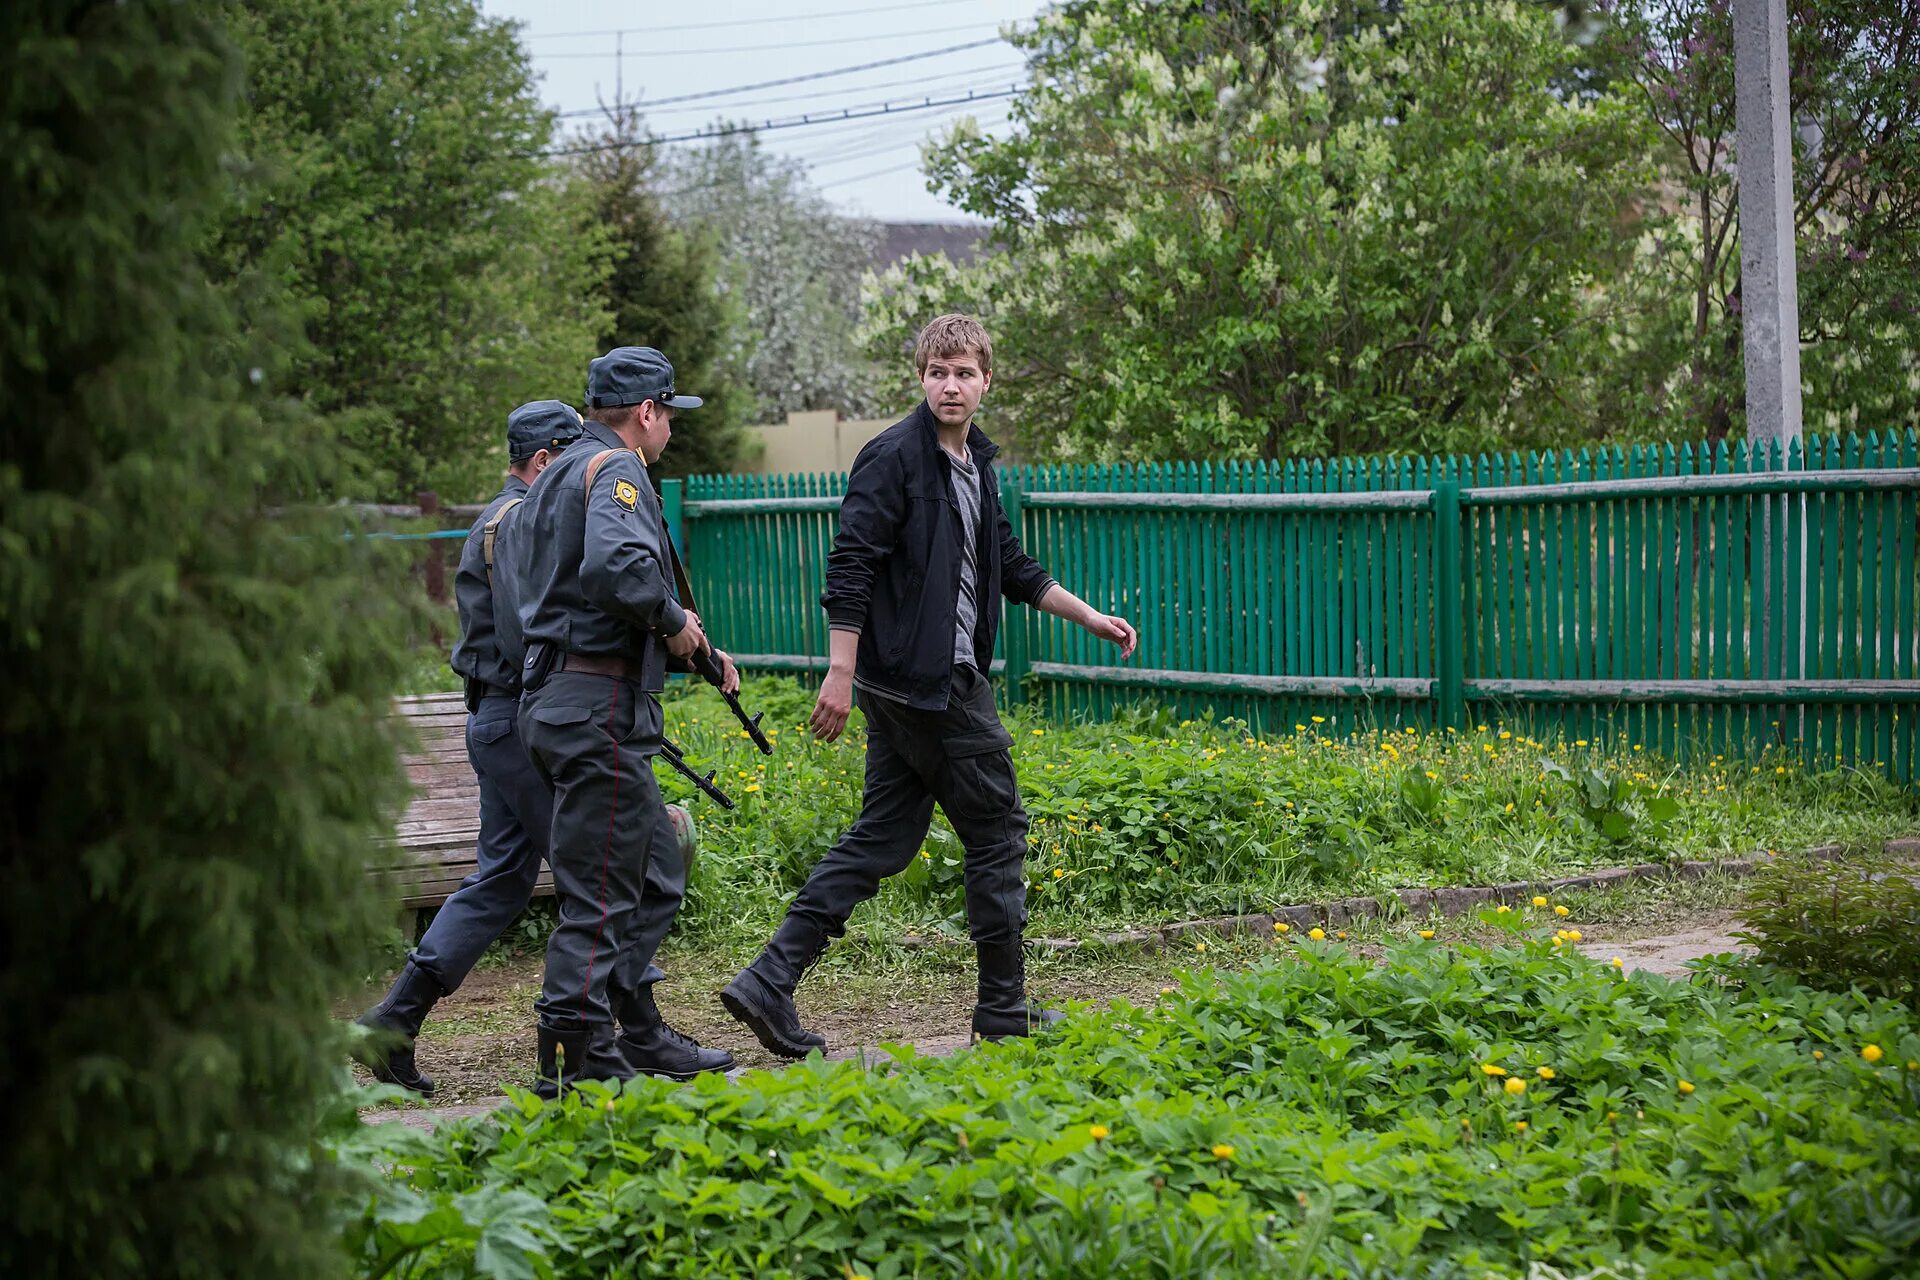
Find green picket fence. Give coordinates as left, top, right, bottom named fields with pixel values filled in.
left=667, top=430, right=1920, bottom=781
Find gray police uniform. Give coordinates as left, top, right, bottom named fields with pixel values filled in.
left=354, top=399, right=582, bottom=1097
left=510, top=347, right=711, bottom=1087
left=410, top=471, right=551, bottom=990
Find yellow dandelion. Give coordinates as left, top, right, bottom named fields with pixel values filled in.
left=1862, top=1044, right=1885, bottom=1064
left=1089, top=1125, right=1110, bottom=1141
left=1504, top=1077, right=1527, bottom=1095
left=1496, top=904, right=1511, bottom=914
left=1813, top=1050, right=1825, bottom=1060
left=1032, top=728, right=1045, bottom=736
left=1311, top=715, right=1326, bottom=724
left=1052, top=867, right=1065, bottom=879
left=1566, top=929, right=1582, bottom=942
left=1194, top=942, right=1207, bottom=953
left=1481, top=1063, right=1509, bottom=1077
left=1576, top=739, right=1589, bottom=748
left=1308, top=927, right=1326, bottom=941
left=1514, top=1120, right=1528, bottom=1133
left=1531, top=896, right=1548, bottom=908
left=1536, top=1066, right=1556, bottom=1080
left=1554, top=905, right=1571, bottom=918
left=1273, top=921, right=1290, bottom=934
left=1335, top=930, right=1348, bottom=940
left=1211, top=1144, right=1235, bottom=1160
left=1610, top=957, right=1624, bottom=968
left=1424, top=770, right=1439, bottom=780
left=1499, top=730, right=1512, bottom=740
left=1418, top=929, right=1435, bottom=940
left=1677, top=1080, right=1695, bottom=1095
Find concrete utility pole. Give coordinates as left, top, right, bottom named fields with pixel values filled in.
left=1732, top=0, right=1803, bottom=447
left=1733, top=0, right=1804, bottom=720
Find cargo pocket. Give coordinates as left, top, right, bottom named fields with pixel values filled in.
left=527, top=703, right=594, bottom=750
left=470, top=718, right=516, bottom=746
left=938, top=724, right=1019, bottom=823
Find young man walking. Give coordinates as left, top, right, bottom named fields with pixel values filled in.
left=722, top=314, right=1137, bottom=1057
left=512, top=346, right=737, bottom=1095
left=355, top=400, right=581, bottom=1095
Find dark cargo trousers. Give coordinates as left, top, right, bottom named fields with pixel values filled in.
left=410, top=693, right=687, bottom=1000
left=789, top=665, right=1030, bottom=945
left=517, top=672, right=684, bottom=1033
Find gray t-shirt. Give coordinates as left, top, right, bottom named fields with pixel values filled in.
left=947, top=447, right=981, bottom=668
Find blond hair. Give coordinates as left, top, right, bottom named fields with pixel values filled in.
left=913, top=313, right=992, bottom=376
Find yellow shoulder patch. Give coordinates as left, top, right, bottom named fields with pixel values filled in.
left=612, top=478, right=639, bottom=511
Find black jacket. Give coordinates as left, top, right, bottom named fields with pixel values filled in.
left=821, top=401, right=1055, bottom=710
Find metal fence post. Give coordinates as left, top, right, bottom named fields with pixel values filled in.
left=1003, top=483, right=1030, bottom=705
left=1432, top=480, right=1464, bottom=730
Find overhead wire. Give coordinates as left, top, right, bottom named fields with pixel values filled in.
left=546, top=36, right=1007, bottom=114
left=520, top=1, right=956, bottom=40
left=635, top=63, right=1022, bottom=116
left=535, top=20, right=1000, bottom=59
left=545, top=86, right=1021, bottom=155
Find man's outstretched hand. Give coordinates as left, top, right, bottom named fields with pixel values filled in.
left=1087, top=612, right=1138, bottom=660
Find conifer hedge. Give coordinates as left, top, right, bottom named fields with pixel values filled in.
left=2, top=4, right=413, bottom=1276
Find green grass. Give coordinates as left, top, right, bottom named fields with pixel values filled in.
left=650, top=678, right=1918, bottom=951
left=337, top=938, right=1920, bottom=1278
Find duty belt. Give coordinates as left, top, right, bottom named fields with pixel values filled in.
left=554, top=650, right=648, bottom=681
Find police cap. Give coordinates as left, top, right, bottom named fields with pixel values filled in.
left=506, top=400, right=585, bottom=462
left=585, top=346, right=704, bottom=411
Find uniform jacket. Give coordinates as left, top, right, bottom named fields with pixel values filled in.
left=510, top=420, right=687, bottom=691
left=821, top=400, right=1055, bottom=711
left=449, top=475, right=531, bottom=695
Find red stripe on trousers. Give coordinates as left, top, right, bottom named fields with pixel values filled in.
left=582, top=677, right=622, bottom=1017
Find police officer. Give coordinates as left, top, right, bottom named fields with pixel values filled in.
left=512, top=346, right=737, bottom=1095
left=355, top=400, right=582, bottom=1096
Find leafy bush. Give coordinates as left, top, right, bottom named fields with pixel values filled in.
left=3, top=4, right=414, bottom=1276
left=1737, top=850, right=1920, bottom=1008
left=340, top=940, right=1920, bottom=1278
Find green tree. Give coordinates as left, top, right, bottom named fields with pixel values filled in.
left=571, top=108, right=753, bottom=477
left=1604, top=0, right=1920, bottom=442
left=659, top=135, right=886, bottom=423
left=1, top=4, right=414, bottom=1276
left=863, top=0, right=1661, bottom=461
left=214, top=0, right=611, bottom=500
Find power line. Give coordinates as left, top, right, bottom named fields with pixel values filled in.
left=549, top=37, right=1007, bottom=116
left=816, top=159, right=924, bottom=189
left=535, top=20, right=999, bottom=59
left=522, top=1, right=954, bottom=40
left=547, top=86, right=1021, bottom=156
left=637, top=62, right=1021, bottom=116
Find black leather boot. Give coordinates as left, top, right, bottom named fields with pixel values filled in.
left=615, top=984, right=735, bottom=1080
left=970, top=940, right=1065, bottom=1041
left=353, top=961, right=443, bottom=1096
left=534, top=1023, right=636, bottom=1100
left=720, top=914, right=831, bottom=1060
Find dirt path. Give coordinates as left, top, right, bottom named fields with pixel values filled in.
left=361, top=909, right=1754, bottom=1132
left=1571, top=908, right=1750, bottom=978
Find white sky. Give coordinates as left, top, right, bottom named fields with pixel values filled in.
left=480, top=0, right=1044, bottom=222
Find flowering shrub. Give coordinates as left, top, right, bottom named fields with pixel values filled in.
left=339, top=940, right=1920, bottom=1278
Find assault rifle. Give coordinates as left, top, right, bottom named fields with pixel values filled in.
left=658, top=737, right=735, bottom=810
left=690, top=645, right=773, bottom=754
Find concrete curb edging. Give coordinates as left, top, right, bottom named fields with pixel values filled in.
left=896, top=836, right=1920, bottom=955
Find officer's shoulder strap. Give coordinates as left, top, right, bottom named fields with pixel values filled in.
left=581, top=448, right=641, bottom=512
left=481, top=497, right=524, bottom=581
